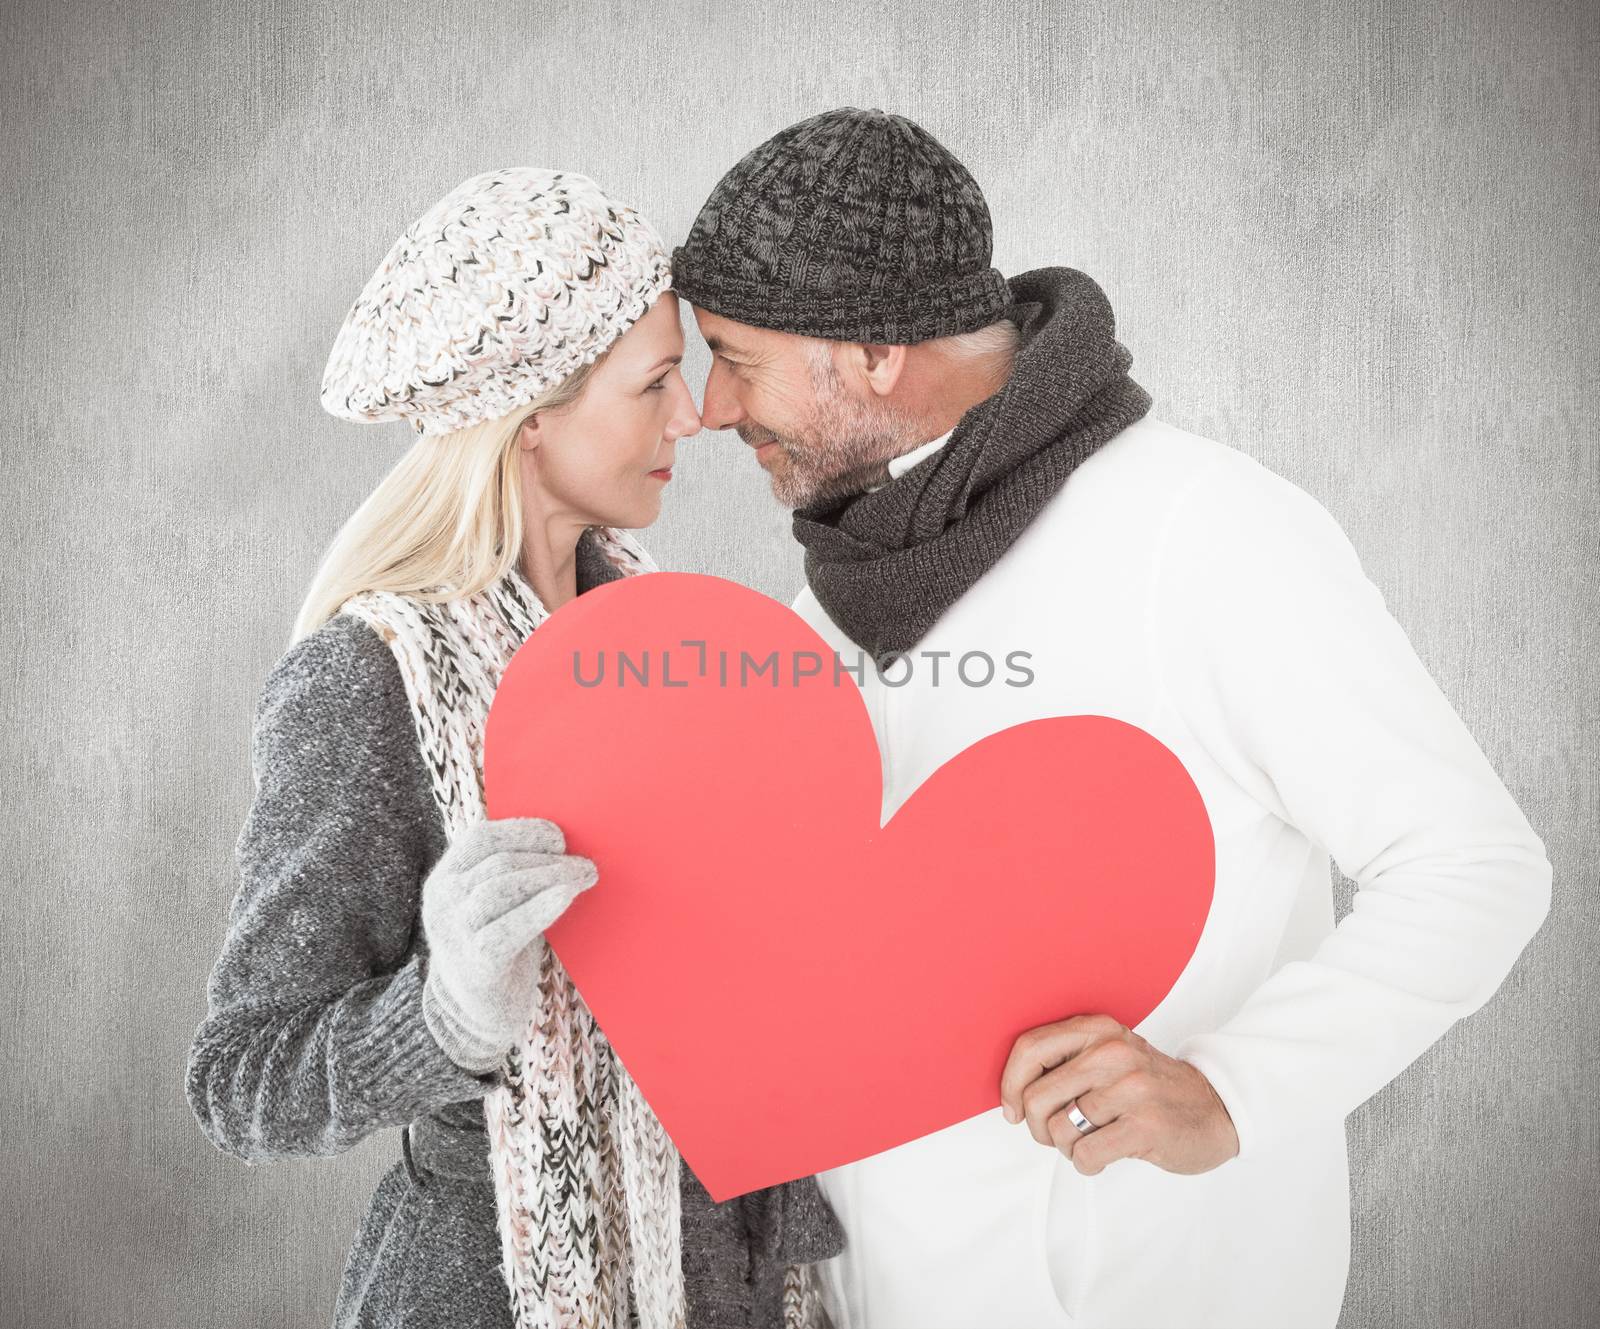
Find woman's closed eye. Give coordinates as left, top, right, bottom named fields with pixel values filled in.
left=644, top=374, right=669, bottom=392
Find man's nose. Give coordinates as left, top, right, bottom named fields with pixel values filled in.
left=698, top=366, right=745, bottom=432
left=666, top=375, right=702, bottom=442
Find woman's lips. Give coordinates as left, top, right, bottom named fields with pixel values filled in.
left=649, top=467, right=672, bottom=481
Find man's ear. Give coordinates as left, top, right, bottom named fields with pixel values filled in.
left=852, top=342, right=908, bottom=398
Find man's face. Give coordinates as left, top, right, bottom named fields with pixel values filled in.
left=692, top=307, right=916, bottom=509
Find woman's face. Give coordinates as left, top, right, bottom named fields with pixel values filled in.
left=517, top=291, right=702, bottom=530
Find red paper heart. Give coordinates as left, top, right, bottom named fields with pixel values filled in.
left=485, top=572, right=1214, bottom=1201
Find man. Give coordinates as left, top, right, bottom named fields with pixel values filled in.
left=669, top=107, right=1552, bottom=1329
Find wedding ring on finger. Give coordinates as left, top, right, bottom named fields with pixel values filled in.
left=1065, top=1099, right=1098, bottom=1135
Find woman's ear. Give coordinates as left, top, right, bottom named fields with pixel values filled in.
left=517, top=414, right=541, bottom=451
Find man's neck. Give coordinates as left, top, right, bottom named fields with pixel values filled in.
left=895, top=350, right=1015, bottom=459
left=841, top=346, right=1019, bottom=499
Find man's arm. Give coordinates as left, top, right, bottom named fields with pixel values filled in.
left=1002, top=453, right=1550, bottom=1173
left=1152, top=453, right=1552, bottom=1162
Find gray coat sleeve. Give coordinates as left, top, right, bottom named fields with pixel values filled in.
left=185, top=612, right=494, bottom=1163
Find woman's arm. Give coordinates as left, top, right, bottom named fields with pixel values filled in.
left=185, top=613, right=494, bottom=1163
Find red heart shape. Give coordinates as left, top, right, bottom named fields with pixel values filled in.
left=485, top=573, right=1214, bottom=1202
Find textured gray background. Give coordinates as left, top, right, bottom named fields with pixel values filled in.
left=3, top=0, right=1595, bottom=1325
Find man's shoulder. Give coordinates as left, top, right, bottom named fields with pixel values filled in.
left=1075, top=414, right=1248, bottom=495
left=1103, top=419, right=1366, bottom=595
left=1062, top=415, right=1323, bottom=532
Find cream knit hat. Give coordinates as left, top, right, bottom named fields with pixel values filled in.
left=320, top=167, right=674, bottom=436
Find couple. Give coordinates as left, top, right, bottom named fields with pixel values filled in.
left=186, top=108, right=1552, bottom=1329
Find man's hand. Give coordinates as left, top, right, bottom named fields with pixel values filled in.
left=998, top=1015, right=1240, bottom=1176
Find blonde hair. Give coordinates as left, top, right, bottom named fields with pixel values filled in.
left=290, top=359, right=601, bottom=643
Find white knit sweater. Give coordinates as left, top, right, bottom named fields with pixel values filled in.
left=793, top=415, right=1552, bottom=1329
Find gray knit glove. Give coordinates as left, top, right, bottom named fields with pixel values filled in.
left=419, top=816, right=599, bottom=1074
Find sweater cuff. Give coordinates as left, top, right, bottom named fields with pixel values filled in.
left=338, top=951, right=499, bottom=1109
left=420, top=970, right=514, bottom=1076
left=1175, top=1038, right=1256, bottom=1165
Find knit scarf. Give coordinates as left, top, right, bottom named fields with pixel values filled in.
left=340, top=528, right=831, bottom=1329
left=791, top=266, right=1153, bottom=666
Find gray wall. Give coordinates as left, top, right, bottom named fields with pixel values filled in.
left=3, top=0, right=1595, bottom=1325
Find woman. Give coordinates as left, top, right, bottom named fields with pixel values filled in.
left=185, top=167, right=842, bottom=1329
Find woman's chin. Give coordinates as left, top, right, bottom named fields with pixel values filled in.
left=592, top=496, right=663, bottom=530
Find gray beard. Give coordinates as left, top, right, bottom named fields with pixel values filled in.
left=762, top=357, right=916, bottom=508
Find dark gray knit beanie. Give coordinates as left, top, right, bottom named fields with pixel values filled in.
left=671, top=107, right=1012, bottom=344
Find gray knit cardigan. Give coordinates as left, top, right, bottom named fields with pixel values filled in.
left=185, top=536, right=843, bottom=1328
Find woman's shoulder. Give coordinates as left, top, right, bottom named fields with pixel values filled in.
left=250, top=612, right=427, bottom=808
left=258, top=611, right=405, bottom=727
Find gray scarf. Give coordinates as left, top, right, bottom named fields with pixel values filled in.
left=791, top=266, right=1152, bottom=666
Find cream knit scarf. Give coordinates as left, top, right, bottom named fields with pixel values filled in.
left=341, top=526, right=688, bottom=1329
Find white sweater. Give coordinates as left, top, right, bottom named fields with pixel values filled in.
left=789, top=415, right=1551, bottom=1329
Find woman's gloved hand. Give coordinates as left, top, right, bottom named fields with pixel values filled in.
left=419, top=816, right=598, bottom=1074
